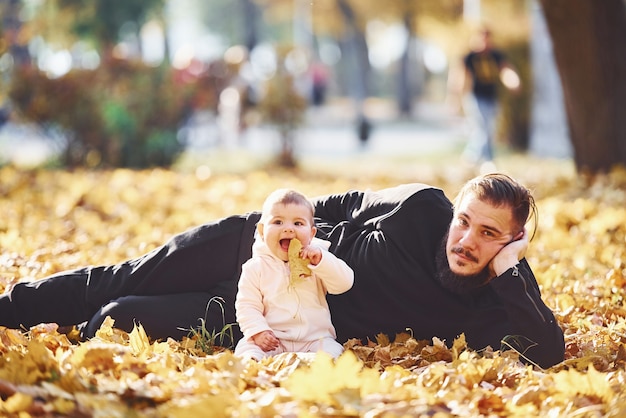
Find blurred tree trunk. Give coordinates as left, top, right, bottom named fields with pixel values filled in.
left=2, top=0, right=31, bottom=67
left=337, top=0, right=372, bottom=140
left=499, top=41, right=531, bottom=151
left=396, top=11, right=414, bottom=116
left=241, top=0, right=259, bottom=51
left=337, top=0, right=370, bottom=102
left=539, top=0, right=626, bottom=174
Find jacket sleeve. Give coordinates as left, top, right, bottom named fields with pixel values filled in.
left=311, top=190, right=365, bottom=225
left=309, top=249, right=354, bottom=295
left=234, top=261, right=271, bottom=339
left=489, top=259, right=565, bottom=369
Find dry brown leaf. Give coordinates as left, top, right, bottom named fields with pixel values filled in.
left=287, top=238, right=311, bottom=285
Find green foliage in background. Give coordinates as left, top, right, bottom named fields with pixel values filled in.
left=53, top=0, right=165, bottom=48
left=8, top=60, right=228, bottom=168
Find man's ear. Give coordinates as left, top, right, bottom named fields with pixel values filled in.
left=257, top=223, right=264, bottom=240
left=512, top=230, right=524, bottom=241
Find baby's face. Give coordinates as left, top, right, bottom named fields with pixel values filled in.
left=258, top=203, right=316, bottom=261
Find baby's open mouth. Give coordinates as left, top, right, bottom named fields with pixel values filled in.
left=280, top=239, right=291, bottom=251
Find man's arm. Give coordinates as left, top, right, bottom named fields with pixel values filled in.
left=489, top=259, right=565, bottom=369
left=311, top=190, right=365, bottom=225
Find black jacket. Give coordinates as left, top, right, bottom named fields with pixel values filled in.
left=313, top=184, right=565, bottom=369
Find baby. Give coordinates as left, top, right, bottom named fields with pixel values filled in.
left=234, top=188, right=354, bottom=360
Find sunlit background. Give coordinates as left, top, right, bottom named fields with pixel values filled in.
left=0, top=0, right=571, bottom=170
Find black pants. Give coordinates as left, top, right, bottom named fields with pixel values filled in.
left=0, top=212, right=261, bottom=344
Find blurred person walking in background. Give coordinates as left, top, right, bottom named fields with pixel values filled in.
left=309, top=60, right=330, bottom=107
left=449, top=26, right=521, bottom=171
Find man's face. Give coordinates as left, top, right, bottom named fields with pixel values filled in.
left=445, top=193, right=516, bottom=277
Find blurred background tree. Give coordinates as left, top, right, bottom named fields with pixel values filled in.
left=0, top=0, right=624, bottom=173
left=257, top=45, right=307, bottom=167
left=258, top=0, right=528, bottom=150
left=3, top=0, right=237, bottom=167
left=539, top=0, right=626, bottom=175
left=0, top=0, right=530, bottom=168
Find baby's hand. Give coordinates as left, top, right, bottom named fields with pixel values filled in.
left=300, top=244, right=322, bottom=266
left=251, top=330, right=279, bottom=352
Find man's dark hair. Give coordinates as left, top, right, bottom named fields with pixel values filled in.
left=454, top=173, right=537, bottom=239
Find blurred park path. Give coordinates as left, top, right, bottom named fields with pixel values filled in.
left=183, top=98, right=468, bottom=167
left=0, top=121, right=61, bottom=168
left=180, top=98, right=580, bottom=185
left=0, top=98, right=469, bottom=169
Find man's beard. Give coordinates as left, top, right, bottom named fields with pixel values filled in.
left=435, top=233, right=491, bottom=294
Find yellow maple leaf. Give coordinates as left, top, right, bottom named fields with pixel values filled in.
left=0, top=340, right=56, bottom=384
left=129, top=322, right=151, bottom=356
left=91, top=316, right=130, bottom=345
left=1, top=392, right=33, bottom=414
left=282, top=351, right=380, bottom=406
left=69, top=342, right=126, bottom=373
left=375, top=333, right=390, bottom=346
left=451, top=333, right=468, bottom=361
left=51, top=398, right=77, bottom=415
left=0, top=328, right=29, bottom=348
left=158, top=395, right=235, bottom=418
left=552, top=365, right=614, bottom=402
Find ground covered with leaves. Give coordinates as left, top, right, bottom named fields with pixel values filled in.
left=0, top=158, right=625, bottom=417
